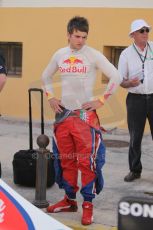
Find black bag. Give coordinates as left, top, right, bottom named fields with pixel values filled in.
left=12, top=88, right=55, bottom=187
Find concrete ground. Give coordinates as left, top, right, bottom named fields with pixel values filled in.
left=1, top=116, right=153, bottom=230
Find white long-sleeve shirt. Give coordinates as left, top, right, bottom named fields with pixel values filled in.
left=42, top=45, right=121, bottom=110
left=118, top=41, right=153, bottom=94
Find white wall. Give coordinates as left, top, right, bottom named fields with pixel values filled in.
left=0, top=0, right=153, bottom=8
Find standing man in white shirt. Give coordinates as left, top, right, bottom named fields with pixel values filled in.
left=0, top=54, right=7, bottom=92
left=0, top=54, right=7, bottom=178
left=118, top=19, right=153, bottom=182
left=42, top=16, right=121, bottom=225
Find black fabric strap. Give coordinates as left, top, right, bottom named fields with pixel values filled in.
left=133, top=43, right=148, bottom=83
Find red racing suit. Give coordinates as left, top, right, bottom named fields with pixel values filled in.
left=52, top=110, right=105, bottom=202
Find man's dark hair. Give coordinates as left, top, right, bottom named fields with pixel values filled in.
left=67, top=16, right=89, bottom=34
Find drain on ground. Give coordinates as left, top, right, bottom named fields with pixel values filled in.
left=144, top=192, right=153, bottom=196
left=103, top=139, right=129, bottom=148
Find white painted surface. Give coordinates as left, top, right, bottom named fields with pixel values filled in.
left=0, top=0, right=153, bottom=8
left=0, top=179, right=72, bottom=230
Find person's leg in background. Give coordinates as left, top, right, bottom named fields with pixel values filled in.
left=147, top=94, right=153, bottom=139
left=125, top=94, right=147, bottom=182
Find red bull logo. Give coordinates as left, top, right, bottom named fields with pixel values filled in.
left=59, top=66, right=87, bottom=73
left=61, top=56, right=87, bottom=74
left=63, top=56, right=83, bottom=65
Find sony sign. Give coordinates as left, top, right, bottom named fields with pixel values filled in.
left=119, top=201, right=153, bottom=218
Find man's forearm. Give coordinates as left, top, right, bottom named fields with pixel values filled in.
left=0, top=74, right=7, bottom=92
left=120, top=80, right=131, bottom=88
left=120, top=78, right=140, bottom=88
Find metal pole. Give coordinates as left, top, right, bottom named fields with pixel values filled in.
left=33, top=134, right=50, bottom=208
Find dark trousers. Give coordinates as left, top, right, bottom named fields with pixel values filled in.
left=126, top=93, right=153, bottom=173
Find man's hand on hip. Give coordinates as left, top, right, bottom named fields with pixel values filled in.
left=48, top=97, right=63, bottom=113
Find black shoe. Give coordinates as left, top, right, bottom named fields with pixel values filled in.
left=124, top=172, right=141, bottom=182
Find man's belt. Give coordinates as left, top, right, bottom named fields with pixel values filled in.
left=54, top=106, right=100, bottom=129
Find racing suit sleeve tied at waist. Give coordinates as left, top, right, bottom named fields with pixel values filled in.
left=54, top=107, right=101, bottom=130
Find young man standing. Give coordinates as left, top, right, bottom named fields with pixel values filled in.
left=42, top=16, right=121, bottom=225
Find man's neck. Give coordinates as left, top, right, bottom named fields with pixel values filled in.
left=134, top=41, right=148, bottom=51
left=69, top=44, right=85, bottom=52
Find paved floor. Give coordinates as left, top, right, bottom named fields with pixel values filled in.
left=1, top=116, right=153, bottom=230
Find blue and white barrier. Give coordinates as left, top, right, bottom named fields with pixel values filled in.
left=0, top=179, right=72, bottom=230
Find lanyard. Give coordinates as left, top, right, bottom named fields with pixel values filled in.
left=133, top=43, right=148, bottom=83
